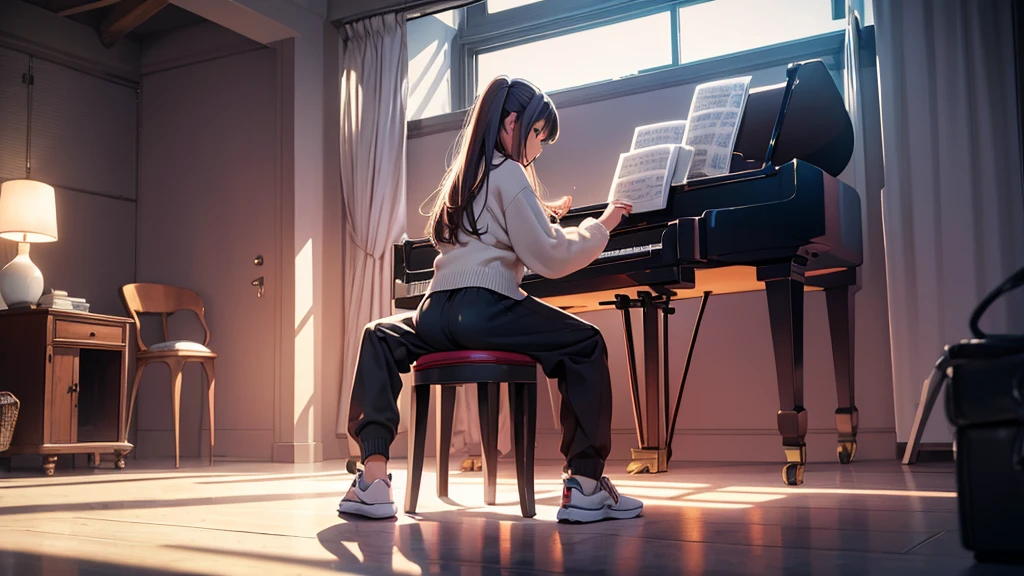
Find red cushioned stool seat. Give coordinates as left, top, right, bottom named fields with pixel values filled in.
left=405, top=350, right=537, bottom=518
left=415, top=350, right=536, bottom=370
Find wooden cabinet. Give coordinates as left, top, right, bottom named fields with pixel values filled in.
left=0, top=308, right=133, bottom=475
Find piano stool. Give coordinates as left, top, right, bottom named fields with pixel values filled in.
left=405, top=350, right=538, bottom=518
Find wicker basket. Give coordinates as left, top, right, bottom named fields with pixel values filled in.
left=0, top=391, right=19, bottom=453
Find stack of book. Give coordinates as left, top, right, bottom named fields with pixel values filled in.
left=38, top=290, right=89, bottom=312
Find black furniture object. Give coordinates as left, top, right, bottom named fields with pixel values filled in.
left=393, top=59, right=863, bottom=485
left=404, top=350, right=538, bottom=518
left=943, top=266, right=1024, bottom=564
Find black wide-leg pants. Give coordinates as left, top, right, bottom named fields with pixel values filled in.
left=347, top=287, right=612, bottom=479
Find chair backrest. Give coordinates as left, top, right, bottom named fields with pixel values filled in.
left=119, top=283, right=211, bottom=352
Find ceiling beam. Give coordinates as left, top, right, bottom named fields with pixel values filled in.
left=57, top=0, right=123, bottom=17
left=99, top=0, right=169, bottom=47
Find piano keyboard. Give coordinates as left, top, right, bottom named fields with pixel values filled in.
left=394, top=242, right=662, bottom=299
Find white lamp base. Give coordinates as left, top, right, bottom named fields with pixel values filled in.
left=0, top=242, right=44, bottom=308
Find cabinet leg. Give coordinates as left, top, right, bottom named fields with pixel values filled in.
left=91, top=453, right=101, bottom=468
left=43, top=456, right=57, bottom=476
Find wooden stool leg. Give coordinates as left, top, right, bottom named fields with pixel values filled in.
left=509, top=382, right=537, bottom=518
left=405, top=386, right=430, bottom=514
left=477, top=382, right=500, bottom=505
left=168, top=360, right=184, bottom=469
left=523, top=382, right=537, bottom=518
left=437, top=386, right=456, bottom=498
left=203, top=359, right=216, bottom=467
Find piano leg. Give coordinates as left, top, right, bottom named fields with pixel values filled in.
left=763, top=265, right=808, bottom=486
left=825, top=286, right=858, bottom=464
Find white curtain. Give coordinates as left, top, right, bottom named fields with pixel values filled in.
left=335, top=13, right=410, bottom=453
left=874, top=0, right=1024, bottom=444
left=841, top=0, right=868, bottom=196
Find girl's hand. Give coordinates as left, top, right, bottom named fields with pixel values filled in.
left=545, top=195, right=572, bottom=219
left=597, top=199, right=633, bottom=232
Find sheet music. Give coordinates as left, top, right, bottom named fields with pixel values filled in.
left=607, top=172, right=672, bottom=214
left=630, top=120, right=688, bottom=150
left=607, top=144, right=680, bottom=214
left=671, top=145, right=695, bottom=186
left=614, top=144, right=676, bottom=180
left=682, top=75, right=751, bottom=178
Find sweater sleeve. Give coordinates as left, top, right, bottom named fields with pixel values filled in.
left=503, top=186, right=610, bottom=279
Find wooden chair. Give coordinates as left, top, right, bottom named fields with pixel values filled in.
left=120, top=283, right=217, bottom=468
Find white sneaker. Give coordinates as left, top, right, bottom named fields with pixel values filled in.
left=337, top=471, right=398, bottom=519
left=556, top=473, right=643, bottom=523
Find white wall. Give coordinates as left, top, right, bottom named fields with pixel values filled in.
left=0, top=1, right=138, bottom=318
left=133, top=24, right=279, bottom=460
left=406, top=55, right=896, bottom=464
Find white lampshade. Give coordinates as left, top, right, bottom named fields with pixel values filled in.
left=0, top=179, right=57, bottom=243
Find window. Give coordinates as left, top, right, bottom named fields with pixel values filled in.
left=476, top=12, right=673, bottom=95
left=486, top=0, right=543, bottom=14
left=407, top=0, right=872, bottom=122
left=678, top=0, right=844, bottom=64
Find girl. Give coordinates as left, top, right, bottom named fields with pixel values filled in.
left=339, top=76, right=640, bottom=523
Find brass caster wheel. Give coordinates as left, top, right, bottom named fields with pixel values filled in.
left=837, top=441, right=857, bottom=464
left=782, top=463, right=804, bottom=486
left=345, top=458, right=360, bottom=475
left=115, top=458, right=126, bottom=470
left=43, top=466, right=54, bottom=476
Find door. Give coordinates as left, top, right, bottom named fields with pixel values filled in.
left=49, top=348, right=79, bottom=444
left=136, top=47, right=279, bottom=460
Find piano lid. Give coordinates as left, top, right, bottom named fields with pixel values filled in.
left=732, top=59, right=854, bottom=178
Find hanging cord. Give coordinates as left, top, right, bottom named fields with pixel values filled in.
left=969, top=264, right=1024, bottom=343
left=23, top=57, right=34, bottom=179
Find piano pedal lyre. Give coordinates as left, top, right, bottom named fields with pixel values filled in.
left=604, top=289, right=711, bottom=475
left=627, top=447, right=668, bottom=475
left=460, top=455, right=482, bottom=472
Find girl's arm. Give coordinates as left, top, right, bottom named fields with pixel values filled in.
left=503, top=187, right=609, bottom=279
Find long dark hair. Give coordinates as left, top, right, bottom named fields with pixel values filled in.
left=425, top=76, right=559, bottom=246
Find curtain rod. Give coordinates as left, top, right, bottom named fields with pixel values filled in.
left=333, top=0, right=475, bottom=27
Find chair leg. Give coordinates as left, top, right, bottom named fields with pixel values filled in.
left=436, top=386, right=456, bottom=499
left=203, top=359, right=216, bottom=467
left=168, top=359, right=185, bottom=469
left=477, top=382, right=500, bottom=506
left=125, top=361, right=148, bottom=444
left=903, top=368, right=947, bottom=465
left=524, top=383, right=537, bottom=518
left=405, top=385, right=430, bottom=514
left=509, top=382, right=537, bottom=518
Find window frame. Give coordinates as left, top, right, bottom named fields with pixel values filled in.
left=455, top=0, right=703, bottom=108
left=408, top=0, right=871, bottom=138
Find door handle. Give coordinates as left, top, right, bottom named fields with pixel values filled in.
left=251, top=276, right=265, bottom=298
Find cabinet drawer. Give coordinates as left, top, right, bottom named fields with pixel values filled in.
left=54, top=320, right=124, bottom=345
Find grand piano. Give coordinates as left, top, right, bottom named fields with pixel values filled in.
left=392, top=59, right=862, bottom=486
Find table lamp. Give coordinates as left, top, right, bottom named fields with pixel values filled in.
left=0, top=179, right=58, bottom=308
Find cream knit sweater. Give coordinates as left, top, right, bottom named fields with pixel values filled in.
left=427, top=154, right=610, bottom=300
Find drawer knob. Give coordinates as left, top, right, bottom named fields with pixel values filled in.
left=89, top=332, right=96, bottom=337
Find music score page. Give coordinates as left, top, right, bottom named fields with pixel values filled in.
left=683, top=76, right=752, bottom=178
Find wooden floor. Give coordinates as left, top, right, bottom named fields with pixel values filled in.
left=0, top=456, right=1019, bottom=575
